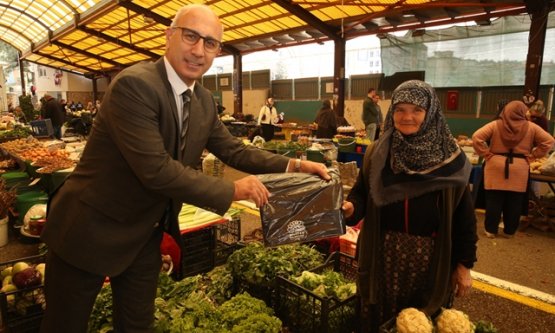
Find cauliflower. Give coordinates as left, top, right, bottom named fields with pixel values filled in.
left=436, top=308, right=474, bottom=333
left=396, top=308, right=434, bottom=333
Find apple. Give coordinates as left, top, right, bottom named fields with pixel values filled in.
left=12, top=262, right=29, bottom=275
left=12, top=267, right=42, bottom=289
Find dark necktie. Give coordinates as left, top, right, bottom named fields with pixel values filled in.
left=180, top=89, right=192, bottom=153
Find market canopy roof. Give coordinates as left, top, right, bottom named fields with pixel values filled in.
left=0, top=1, right=536, bottom=77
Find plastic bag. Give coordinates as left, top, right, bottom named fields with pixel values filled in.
left=202, top=153, right=225, bottom=178
left=258, top=169, right=345, bottom=246
left=541, top=151, right=555, bottom=175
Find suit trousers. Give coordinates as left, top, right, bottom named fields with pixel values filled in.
left=40, top=228, right=163, bottom=333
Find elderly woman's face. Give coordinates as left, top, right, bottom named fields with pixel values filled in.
left=393, top=103, right=426, bottom=135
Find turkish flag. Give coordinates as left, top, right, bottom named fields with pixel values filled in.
left=447, top=91, right=459, bottom=110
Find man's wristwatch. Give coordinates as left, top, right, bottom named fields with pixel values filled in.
left=294, top=158, right=301, bottom=172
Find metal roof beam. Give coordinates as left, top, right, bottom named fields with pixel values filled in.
left=78, top=26, right=160, bottom=60
left=270, top=0, right=340, bottom=41
left=116, top=0, right=172, bottom=26
left=33, top=51, right=103, bottom=76
left=50, top=40, right=121, bottom=68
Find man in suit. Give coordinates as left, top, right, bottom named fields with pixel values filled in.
left=40, top=4, right=329, bottom=332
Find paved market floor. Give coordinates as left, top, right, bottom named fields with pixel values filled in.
left=2, top=165, right=554, bottom=333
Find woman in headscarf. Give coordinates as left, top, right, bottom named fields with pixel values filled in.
left=313, top=99, right=337, bottom=139
left=472, top=101, right=554, bottom=239
left=342, top=80, right=478, bottom=332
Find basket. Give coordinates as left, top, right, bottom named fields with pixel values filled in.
left=275, top=251, right=358, bottom=333
left=214, top=217, right=241, bottom=266
left=306, top=149, right=325, bottom=163
left=180, top=227, right=215, bottom=278
left=29, top=119, right=54, bottom=138
left=0, top=254, right=46, bottom=332
left=337, top=138, right=356, bottom=153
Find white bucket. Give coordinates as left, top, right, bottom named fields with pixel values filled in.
left=0, top=216, right=8, bottom=247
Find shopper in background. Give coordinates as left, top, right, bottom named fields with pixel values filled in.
left=40, top=4, right=330, bottom=333
left=313, top=99, right=337, bottom=139
left=59, top=99, right=68, bottom=113
left=374, top=93, right=383, bottom=140
left=42, top=94, right=65, bottom=139
left=472, top=100, right=554, bottom=239
left=528, top=100, right=549, bottom=132
left=343, top=80, right=478, bottom=332
left=257, top=97, right=279, bottom=141
left=13, top=106, right=27, bottom=123
left=362, top=87, right=380, bottom=140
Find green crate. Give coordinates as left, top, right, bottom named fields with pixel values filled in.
left=306, top=149, right=325, bottom=163
left=337, top=138, right=356, bottom=153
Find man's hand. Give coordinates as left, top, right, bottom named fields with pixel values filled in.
left=288, top=159, right=331, bottom=180
left=233, top=175, right=271, bottom=207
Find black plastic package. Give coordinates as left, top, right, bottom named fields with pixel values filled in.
left=258, top=169, right=345, bottom=246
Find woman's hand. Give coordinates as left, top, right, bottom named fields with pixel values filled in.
left=342, top=200, right=354, bottom=218
left=452, top=263, right=472, bottom=297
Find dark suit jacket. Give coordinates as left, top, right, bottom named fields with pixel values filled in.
left=41, top=58, right=290, bottom=276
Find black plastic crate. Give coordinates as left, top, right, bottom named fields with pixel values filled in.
left=275, top=251, right=358, bottom=333
left=181, top=227, right=214, bottom=253
left=29, top=119, right=54, bottom=138
left=180, top=227, right=215, bottom=278
left=214, top=217, right=241, bottom=266
left=232, top=277, right=275, bottom=307
left=0, top=254, right=46, bottom=333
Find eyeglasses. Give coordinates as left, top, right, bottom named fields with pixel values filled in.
left=173, top=27, right=222, bottom=53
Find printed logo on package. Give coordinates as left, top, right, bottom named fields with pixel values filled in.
left=286, top=220, right=308, bottom=242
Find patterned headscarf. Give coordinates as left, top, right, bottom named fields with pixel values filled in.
left=383, top=80, right=460, bottom=174
left=369, top=80, right=470, bottom=206
left=497, top=100, right=529, bottom=149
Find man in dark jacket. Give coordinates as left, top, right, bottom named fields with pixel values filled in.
left=362, top=88, right=380, bottom=140
left=43, top=94, right=65, bottom=139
